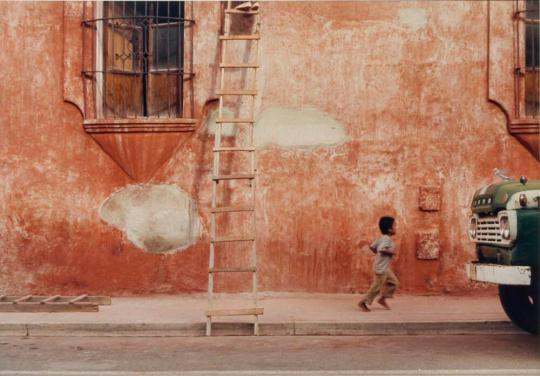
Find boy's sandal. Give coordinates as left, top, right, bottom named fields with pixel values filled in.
left=358, top=301, right=370, bottom=312
left=377, top=297, right=390, bottom=310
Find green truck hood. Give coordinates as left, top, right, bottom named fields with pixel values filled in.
left=471, top=180, right=540, bottom=214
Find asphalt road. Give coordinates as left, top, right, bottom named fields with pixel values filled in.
left=0, top=334, right=539, bottom=375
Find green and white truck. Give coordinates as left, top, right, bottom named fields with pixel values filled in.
left=466, top=171, right=540, bottom=334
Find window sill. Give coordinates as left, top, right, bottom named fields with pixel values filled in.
left=83, top=118, right=197, bottom=134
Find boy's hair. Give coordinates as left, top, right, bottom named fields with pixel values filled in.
left=379, top=216, right=395, bottom=235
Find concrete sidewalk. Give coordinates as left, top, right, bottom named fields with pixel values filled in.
left=0, top=293, right=520, bottom=337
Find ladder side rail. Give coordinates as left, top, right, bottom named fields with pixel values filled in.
left=250, top=12, right=261, bottom=336
left=207, top=0, right=263, bottom=337
left=207, top=0, right=233, bottom=337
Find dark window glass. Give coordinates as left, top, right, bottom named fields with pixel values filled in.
left=524, top=0, right=539, bottom=116
left=153, top=25, right=179, bottom=70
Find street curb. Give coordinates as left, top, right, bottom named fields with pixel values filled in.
left=0, top=321, right=522, bottom=337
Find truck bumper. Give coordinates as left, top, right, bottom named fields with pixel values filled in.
left=466, top=262, right=531, bottom=285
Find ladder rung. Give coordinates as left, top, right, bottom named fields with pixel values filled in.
left=213, top=147, right=255, bottom=152
left=224, top=9, right=260, bottom=15
left=211, top=236, right=255, bottom=243
left=215, top=118, right=255, bottom=124
left=13, top=295, right=32, bottom=303
left=220, top=63, right=259, bottom=68
left=69, top=294, right=88, bottom=304
left=220, top=34, right=260, bottom=40
left=209, top=267, right=257, bottom=273
left=211, top=205, right=255, bottom=213
left=40, top=295, right=61, bottom=304
left=213, top=174, right=255, bottom=181
left=206, top=307, right=264, bottom=317
left=216, top=90, right=257, bottom=96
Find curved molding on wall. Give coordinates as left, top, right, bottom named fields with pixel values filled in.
left=487, top=1, right=539, bottom=160
left=83, top=119, right=197, bottom=182
left=62, top=2, right=85, bottom=117
left=487, top=1, right=514, bottom=122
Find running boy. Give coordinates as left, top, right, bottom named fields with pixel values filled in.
left=358, top=216, right=399, bottom=312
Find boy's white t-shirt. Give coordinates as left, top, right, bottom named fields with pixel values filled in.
left=370, top=234, right=395, bottom=274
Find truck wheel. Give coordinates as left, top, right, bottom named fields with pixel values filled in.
left=499, top=285, right=539, bottom=335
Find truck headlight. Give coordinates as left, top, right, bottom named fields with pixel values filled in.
left=519, top=193, right=527, bottom=207
left=469, top=217, right=477, bottom=239
left=500, top=216, right=510, bottom=239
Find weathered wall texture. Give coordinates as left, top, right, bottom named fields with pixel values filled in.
left=1, top=1, right=538, bottom=295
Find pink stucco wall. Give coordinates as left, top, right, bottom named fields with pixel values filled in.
left=1, top=1, right=538, bottom=296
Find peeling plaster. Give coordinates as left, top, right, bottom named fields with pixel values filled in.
left=205, top=107, right=237, bottom=137
left=254, top=107, right=347, bottom=149
left=399, top=8, right=427, bottom=32
left=100, top=185, right=201, bottom=254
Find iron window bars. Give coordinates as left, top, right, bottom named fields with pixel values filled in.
left=82, top=1, right=194, bottom=119
left=515, top=0, right=539, bottom=117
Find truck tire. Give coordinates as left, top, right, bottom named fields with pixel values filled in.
left=499, top=284, right=539, bottom=334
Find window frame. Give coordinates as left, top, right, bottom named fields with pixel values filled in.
left=514, top=0, right=539, bottom=120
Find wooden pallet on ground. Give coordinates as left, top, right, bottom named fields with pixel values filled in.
left=0, top=295, right=111, bottom=312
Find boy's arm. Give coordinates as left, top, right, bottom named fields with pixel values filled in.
left=378, top=237, right=395, bottom=257
left=356, top=240, right=375, bottom=254
left=379, top=250, right=394, bottom=257
left=369, top=240, right=378, bottom=254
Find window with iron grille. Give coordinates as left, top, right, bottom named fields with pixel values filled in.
left=515, top=0, right=540, bottom=118
left=84, top=1, right=190, bottom=119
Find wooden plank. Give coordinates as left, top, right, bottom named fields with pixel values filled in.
left=220, top=34, right=260, bottom=40
left=83, top=296, right=112, bottom=305
left=209, top=267, right=257, bottom=273
left=84, top=118, right=197, bottom=126
left=0, top=295, right=111, bottom=305
left=213, top=147, right=256, bottom=152
left=69, top=294, right=88, bottom=304
left=215, top=118, right=255, bottom=123
left=0, top=304, right=99, bottom=313
left=224, top=9, right=259, bottom=15
left=216, top=89, right=257, bottom=96
left=13, top=295, right=32, bottom=304
left=211, top=236, right=255, bottom=243
left=40, top=295, right=61, bottom=304
left=220, top=63, right=259, bottom=68
left=206, top=307, right=264, bottom=317
left=211, top=205, right=255, bottom=213
left=212, top=174, right=255, bottom=181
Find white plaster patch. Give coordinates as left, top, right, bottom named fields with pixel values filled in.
left=399, top=8, right=427, bottom=32
left=254, top=107, right=347, bottom=148
left=206, top=107, right=237, bottom=137
left=100, top=185, right=201, bottom=254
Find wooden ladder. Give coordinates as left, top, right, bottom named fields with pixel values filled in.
left=206, top=1, right=263, bottom=336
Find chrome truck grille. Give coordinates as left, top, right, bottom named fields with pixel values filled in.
left=477, top=216, right=503, bottom=243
